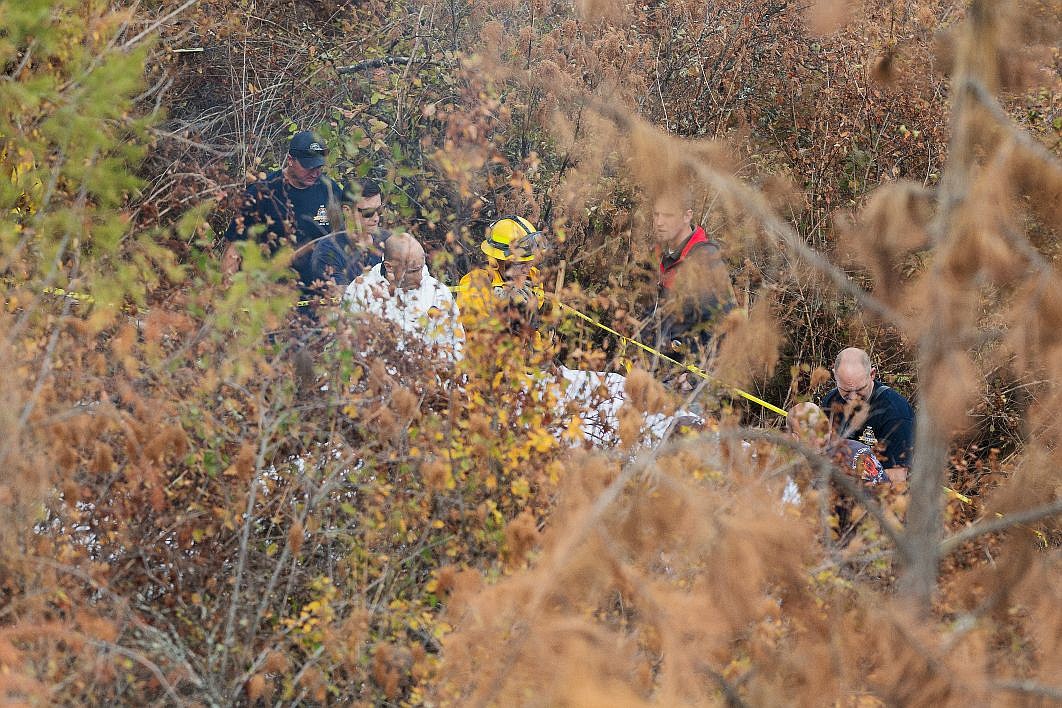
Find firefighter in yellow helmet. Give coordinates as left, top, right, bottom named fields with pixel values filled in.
left=456, top=215, right=547, bottom=337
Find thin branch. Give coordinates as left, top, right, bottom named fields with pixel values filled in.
left=337, top=56, right=423, bottom=74
left=469, top=439, right=664, bottom=706
left=217, top=466, right=262, bottom=679
left=584, top=98, right=906, bottom=327
left=727, top=428, right=914, bottom=562
left=992, top=679, right=1062, bottom=701
left=85, top=638, right=186, bottom=705
left=964, top=77, right=1062, bottom=177
left=148, top=127, right=235, bottom=157
left=120, top=0, right=200, bottom=50
left=704, top=664, right=749, bottom=708
left=939, top=498, right=1062, bottom=555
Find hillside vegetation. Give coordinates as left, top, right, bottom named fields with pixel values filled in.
left=1, top=0, right=1060, bottom=704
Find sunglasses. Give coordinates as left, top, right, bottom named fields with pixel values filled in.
left=514, top=230, right=545, bottom=253
left=357, top=207, right=380, bottom=218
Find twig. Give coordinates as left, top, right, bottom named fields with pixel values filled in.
left=704, top=664, right=749, bottom=708
left=992, top=679, right=1062, bottom=701
left=729, top=428, right=914, bottom=562
left=584, top=98, right=906, bottom=327
left=337, top=56, right=417, bottom=74
left=939, top=498, right=1062, bottom=555
left=121, top=0, right=200, bottom=50
left=964, top=77, right=1062, bottom=177
left=392, top=7, right=426, bottom=132
left=469, top=441, right=662, bottom=706
left=86, top=638, right=186, bottom=705
left=148, top=127, right=235, bottom=157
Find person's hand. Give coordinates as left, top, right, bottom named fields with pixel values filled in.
left=885, top=466, right=908, bottom=483
left=367, top=280, right=390, bottom=299
left=221, top=241, right=242, bottom=282
left=673, top=372, right=694, bottom=392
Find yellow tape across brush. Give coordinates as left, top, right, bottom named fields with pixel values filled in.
left=551, top=298, right=787, bottom=418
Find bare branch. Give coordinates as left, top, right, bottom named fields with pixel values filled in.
left=993, top=679, right=1062, bottom=701
left=337, top=56, right=416, bottom=74
left=121, top=0, right=200, bottom=50
left=86, top=638, right=186, bottom=705
left=729, top=427, right=914, bottom=562
left=583, top=98, right=907, bottom=328
left=940, top=498, right=1062, bottom=555
left=964, top=77, right=1062, bottom=177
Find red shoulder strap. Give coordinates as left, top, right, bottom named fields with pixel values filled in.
left=660, top=226, right=710, bottom=288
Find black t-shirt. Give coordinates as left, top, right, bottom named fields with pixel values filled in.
left=822, top=381, right=915, bottom=469
left=224, top=169, right=341, bottom=283
left=308, top=229, right=389, bottom=290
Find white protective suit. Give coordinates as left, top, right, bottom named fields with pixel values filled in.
left=343, top=264, right=464, bottom=361
left=556, top=366, right=700, bottom=447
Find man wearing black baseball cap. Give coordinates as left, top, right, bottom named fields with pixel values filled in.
left=222, top=130, right=343, bottom=285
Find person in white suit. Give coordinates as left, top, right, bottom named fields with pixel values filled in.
left=343, top=233, right=464, bottom=361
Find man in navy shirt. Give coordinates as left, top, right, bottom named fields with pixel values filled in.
left=821, top=347, right=915, bottom=482
left=222, top=130, right=342, bottom=285
left=308, top=178, right=390, bottom=291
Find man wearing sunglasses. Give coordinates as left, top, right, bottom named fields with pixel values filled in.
left=309, top=178, right=391, bottom=290
left=350, top=177, right=385, bottom=237
left=222, top=130, right=343, bottom=286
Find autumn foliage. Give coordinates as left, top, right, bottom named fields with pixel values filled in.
left=1, top=0, right=1061, bottom=704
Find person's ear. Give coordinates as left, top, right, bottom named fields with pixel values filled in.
left=684, top=208, right=694, bottom=222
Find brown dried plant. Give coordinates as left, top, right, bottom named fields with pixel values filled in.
left=2, top=0, right=1061, bottom=705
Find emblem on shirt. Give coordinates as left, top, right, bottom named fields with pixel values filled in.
left=313, top=204, right=330, bottom=227
left=309, top=142, right=323, bottom=151
left=859, top=426, right=877, bottom=446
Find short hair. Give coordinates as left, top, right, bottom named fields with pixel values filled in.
left=384, top=232, right=422, bottom=262
left=342, top=177, right=382, bottom=204
left=358, top=178, right=382, bottom=200
left=833, top=348, right=872, bottom=373
left=653, top=186, right=697, bottom=213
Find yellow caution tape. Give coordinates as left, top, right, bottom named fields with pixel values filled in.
left=41, top=285, right=96, bottom=304
left=295, top=295, right=341, bottom=308
left=993, top=511, right=1049, bottom=547
left=446, top=279, right=786, bottom=416
left=551, top=299, right=787, bottom=417
left=943, top=486, right=973, bottom=504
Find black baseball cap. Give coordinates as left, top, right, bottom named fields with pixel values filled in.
left=289, top=131, right=328, bottom=169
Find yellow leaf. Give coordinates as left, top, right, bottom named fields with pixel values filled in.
left=510, top=477, right=530, bottom=499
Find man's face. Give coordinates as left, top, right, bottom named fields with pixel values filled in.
left=652, top=197, right=694, bottom=250
left=504, top=260, right=532, bottom=285
left=355, top=193, right=383, bottom=234
left=834, top=365, right=876, bottom=403
left=285, top=156, right=323, bottom=189
left=386, top=248, right=425, bottom=291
